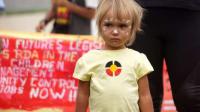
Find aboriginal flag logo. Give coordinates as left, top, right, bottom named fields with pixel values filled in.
left=105, top=60, right=122, bottom=77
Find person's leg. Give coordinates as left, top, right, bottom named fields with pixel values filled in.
left=129, top=9, right=164, bottom=112
left=164, top=9, right=200, bottom=112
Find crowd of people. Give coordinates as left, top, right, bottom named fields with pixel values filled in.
left=1, top=0, right=200, bottom=112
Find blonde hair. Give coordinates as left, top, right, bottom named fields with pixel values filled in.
left=96, top=0, right=143, bottom=46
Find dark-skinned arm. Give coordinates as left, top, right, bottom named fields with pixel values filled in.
left=75, top=80, right=90, bottom=112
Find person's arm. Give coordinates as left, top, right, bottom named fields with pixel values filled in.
left=0, top=39, right=2, bottom=53
left=138, top=75, right=154, bottom=112
left=36, top=0, right=56, bottom=32
left=57, top=0, right=95, bottom=19
left=75, top=80, right=90, bottom=112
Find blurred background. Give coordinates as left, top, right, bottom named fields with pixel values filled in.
left=0, top=1, right=176, bottom=112
left=0, top=0, right=53, bottom=32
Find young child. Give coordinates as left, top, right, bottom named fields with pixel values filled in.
left=73, top=0, right=154, bottom=112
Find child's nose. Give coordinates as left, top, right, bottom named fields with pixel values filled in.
left=112, top=28, right=119, bottom=34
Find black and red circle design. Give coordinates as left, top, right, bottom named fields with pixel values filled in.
left=105, top=60, right=122, bottom=77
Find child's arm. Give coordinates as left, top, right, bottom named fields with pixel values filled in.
left=75, top=80, right=90, bottom=112
left=138, top=75, right=154, bottom=112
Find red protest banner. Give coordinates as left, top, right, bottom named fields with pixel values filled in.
left=0, top=31, right=102, bottom=112
left=161, top=61, right=177, bottom=112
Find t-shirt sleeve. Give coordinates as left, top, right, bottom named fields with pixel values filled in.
left=73, top=57, right=92, bottom=81
left=135, top=53, right=154, bottom=80
left=85, top=0, right=98, bottom=8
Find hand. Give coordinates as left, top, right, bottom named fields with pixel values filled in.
left=36, top=20, right=46, bottom=32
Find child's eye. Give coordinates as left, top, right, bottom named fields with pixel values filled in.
left=104, top=22, right=113, bottom=27
left=119, top=24, right=128, bottom=28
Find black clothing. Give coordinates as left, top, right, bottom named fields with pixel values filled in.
left=68, top=0, right=91, bottom=35
left=52, top=0, right=91, bottom=35
left=131, top=1, right=200, bottom=112
left=52, top=24, right=69, bottom=34
left=136, top=0, right=200, bottom=10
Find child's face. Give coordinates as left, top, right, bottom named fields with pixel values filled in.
left=100, top=10, right=132, bottom=50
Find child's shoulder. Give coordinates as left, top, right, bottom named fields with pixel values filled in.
left=127, top=48, right=143, bottom=55
left=127, top=48, right=148, bottom=59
